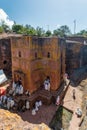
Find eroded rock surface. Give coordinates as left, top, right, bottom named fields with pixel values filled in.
left=0, top=109, right=51, bottom=130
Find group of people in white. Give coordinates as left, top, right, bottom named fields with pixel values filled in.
left=0, top=79, right=43, bottom=113
left=32, top=100, right=42, bottom=115
left=0, top=95, right=15, bottom=110
left=9, top=80, right=23, bottom=96
left=0, top=79, right=30, bottom=111
left=0, top=76, right=52, bottom=112
left=0, top=94, right=30, bottom=111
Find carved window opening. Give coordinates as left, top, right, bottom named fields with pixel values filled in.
left=47, top=52, right=50, bottom=58
left=3, top=60, right=7, bottom=65
left=19, top=51, right=21, bottom=57
left=35, top=52, right=37, bottom=58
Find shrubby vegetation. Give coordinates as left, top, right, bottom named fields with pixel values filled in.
left=11, top=23, right=71, bottom=37
left=0, top=20, right=87, bottom=37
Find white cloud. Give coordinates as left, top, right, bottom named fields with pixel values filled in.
left=56, top=24, right=61, bottom=28
left=0, top=8, right=14, bottom=28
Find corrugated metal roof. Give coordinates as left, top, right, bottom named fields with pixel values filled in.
left=0, top=70, right=7, bottom=84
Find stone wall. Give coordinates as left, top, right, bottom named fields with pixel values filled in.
left=0, top=38, right=12, bottom=78
left=66, top=40, right=87, bottom=75
left=66, top=36, right=87, bottom=43
left=81, top=45, right=87, bottom=66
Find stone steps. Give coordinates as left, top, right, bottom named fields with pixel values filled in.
left=28, top=89, right=52, bottom=108
left=14, top=81, right=69, bottom=109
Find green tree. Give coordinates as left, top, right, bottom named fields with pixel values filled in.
left=12, top=24, right=24, bottom=34
left=77, top=30, right=87, bottom=36
left=45, top=30, right=52, bottom=37
left=24, top=25, right=36, bottom=35
left=53, top=25, right=71, bottom=37
left=53, top=28, right=62, bottom=36
left=0, top=26, right=3, bottom=33
left=36, top=26, right=45, bottom=36
left=60, top=25, right=71, bottom=35
left=1, top=21, right=10, bottom=33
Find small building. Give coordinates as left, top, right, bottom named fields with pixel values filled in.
left=11, top=36, right=66, bottom=93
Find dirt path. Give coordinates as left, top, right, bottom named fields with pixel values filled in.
left=63, top=84, right=83, bottom=130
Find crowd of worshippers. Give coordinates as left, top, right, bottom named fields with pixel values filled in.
left=44, top=77, right=50, bottom=91
left=0, top=95, right=15, bottom=110
left=0, top=77, right=50, bottom=112
left=0, top=94, right=30, bottom=112
left=16, top=99, right=30, bottom=112
left=17, top=100, right=42, bottom=114
left=0, top=92, right=42, bottom=113
left=9, top=79, right=24, bottom=96
left=0, top=79, right=31, bottom=112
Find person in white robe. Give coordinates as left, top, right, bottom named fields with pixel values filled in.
left=26, top=100, right=30, bottom=110
left=56, top=96, right=60, bottom=106
left=12, top=81, right=16, bottom=91
left=32, top=109, right=36, bottom=115
left=35, top=101, right=39, bottom=107
left=44, top=77, right=51, bottom=91
left=45, top=83, right=48, bottom=90
left=15, top=86, right=20, bottom=95
left=10, top=100, right=15, bottom=108
left=35, top=106, right=38, bottom=111
left=38, top=101, right=42, bottom=106
left=7, top=98, right=11, bottom=109
left=0, top=95, right=3, bottom=102
left=3, top=95, right=7, bottom=104
left=19, top=85, right=23, bottom=95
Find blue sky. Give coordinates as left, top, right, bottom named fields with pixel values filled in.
left=0, top=0, right=87, bottom=33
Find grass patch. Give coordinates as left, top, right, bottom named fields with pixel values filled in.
left=49, top=106, right=72, bottom=130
